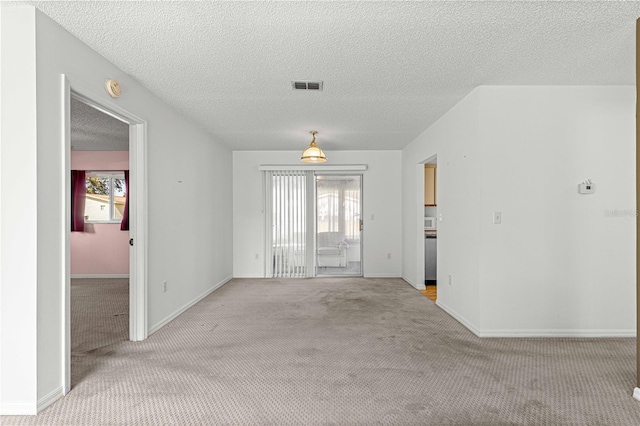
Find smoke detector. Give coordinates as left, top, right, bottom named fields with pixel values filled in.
left=292, top=81, right=323, bottom=91
left=105, top=79, right=122, bottom=98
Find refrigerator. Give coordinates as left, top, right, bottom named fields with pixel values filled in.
left=425, top=234, right=437, bottom=282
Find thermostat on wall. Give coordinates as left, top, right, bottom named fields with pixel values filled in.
left=578, top=180, right=595, bottom=194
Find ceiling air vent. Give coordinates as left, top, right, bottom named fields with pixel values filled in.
left=292, top=81, right=323, bottom=91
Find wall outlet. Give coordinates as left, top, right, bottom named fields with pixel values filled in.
left=255, top=253, right=259, bottom=260
left=387, top=252, right=391, bottom=259
left=162, top=281, right=167, bottom=293
left=448, top=275, right=453, bottom=286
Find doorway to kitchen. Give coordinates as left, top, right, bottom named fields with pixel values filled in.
left=421, top=157, right=438, bottom=302
left=316, top=174, right=362, bottom=277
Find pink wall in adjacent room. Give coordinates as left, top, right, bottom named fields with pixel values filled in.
left=71, top=151, right=130, bottom=276
left=71, top=224, right=130, bottom=275
left=72, top=150, right=129, bottom=171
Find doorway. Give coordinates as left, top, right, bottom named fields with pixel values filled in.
left=421, top=157, right=438, bottom=302
left=69, top=96, right=130, bottom=387
left=316, top=175, right=363, bottom=277
left=63, top=76, right=148, bottom=395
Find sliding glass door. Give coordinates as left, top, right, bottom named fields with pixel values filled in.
left=265, top=171, right=363, bottom=278
left=316, top=175, right=362, bottom=276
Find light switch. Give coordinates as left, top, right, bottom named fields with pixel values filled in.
left=493, top=211, right=502, bottom=224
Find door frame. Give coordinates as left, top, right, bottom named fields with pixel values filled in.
left=61, top=75, right=148, bottom=394
left=416, top=154, right=438, bottom=290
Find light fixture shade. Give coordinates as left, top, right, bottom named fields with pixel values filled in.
left=301, top=130, right=327, bottom=163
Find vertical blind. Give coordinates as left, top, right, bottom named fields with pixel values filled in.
left=267, top=170, right=309, bottom=278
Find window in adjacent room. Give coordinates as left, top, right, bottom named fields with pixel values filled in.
left=84, top=172, right=126, bottom=223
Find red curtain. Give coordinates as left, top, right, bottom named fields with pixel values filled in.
left=71, top=170, right=86, bottom=232
left=120, top=170, right=129, bottom=231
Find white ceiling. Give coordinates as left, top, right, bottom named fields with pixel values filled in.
left=71, top=97, right=129, bottom=151
left=14, top=1, right=640, bottom=151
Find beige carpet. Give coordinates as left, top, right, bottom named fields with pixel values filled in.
left=4, top=277, right=640, bottom=425
left=70, top=278, right=130, bottom=388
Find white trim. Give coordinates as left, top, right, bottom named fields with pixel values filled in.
left=233, top=274, right=267, bottom=279
left=0, top=402, right=37, bottom=416
left=403, top=276, right=426, bottom=290
left=148, top=276, right=232, bottom=336
left=435, top=300, right=483, bottom=337
left=259, top=164, right=368, bottom=171
left=364, top=274, right=403, bottom=278
left=37, top=386, right=64, bottom=412
left=477, top=329, right=636, bottom=338
left=70, top=274, right=130, bottom=279
left=402, top=275, right=418, bottom=289
left=129, top=121, right=148, bottom=342
left=436, top=299, right=636, bottom=338
left=633, top=388, right=640, bottom=402
left=0, top=387, right=63, bottom=415
left=61, top=75, right=72, bottom=396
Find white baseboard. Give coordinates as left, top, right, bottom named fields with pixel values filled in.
left=435, top=300, right=482, bottom=337
left=402, top=275, right=427, bottom=290
left=1, top=386, right=65, bottom=415
left=38, top=386, right=63, bottom=412
left=148, top=276, right=232, bottom=336
left=0, top=401, right=37, bottom=416
left=363, top=274, right=402, bottom=278
left=232, top=275, right=266, bottom=278
left=477, top=329, right=636, bottom=338
left=436, top=300, right=635, bottom=338
left=71, top=274, right=129, bottom=279
left=633, top=388, right=640, bottom=401
left=401, top=275, right=417, bottom=288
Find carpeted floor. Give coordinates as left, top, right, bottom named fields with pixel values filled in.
left=70, top=278, right=130, bottom=388
left=4, top=277, right=640, bottom=425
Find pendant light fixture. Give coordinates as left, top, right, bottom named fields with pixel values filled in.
left=301, top=130, right=327, bottom=163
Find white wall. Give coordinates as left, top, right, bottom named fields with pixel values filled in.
left=0, top=7, right=39, bottom=415
left=0, top=7, right=233, bottom=414
left=233, top=150, right=402, bottom=278
left=477, top=86, right=635, bottom=335
left=402, top=86, right=635, bottom=337
left=402, top=89, right=482, bottom=330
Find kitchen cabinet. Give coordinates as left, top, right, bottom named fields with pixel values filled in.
left=424, top=164, right=437, bottom=206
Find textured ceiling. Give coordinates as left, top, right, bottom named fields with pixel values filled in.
left=13, top=1, right=640, bottom=151
left=71, top=97, right=129, bottom=151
